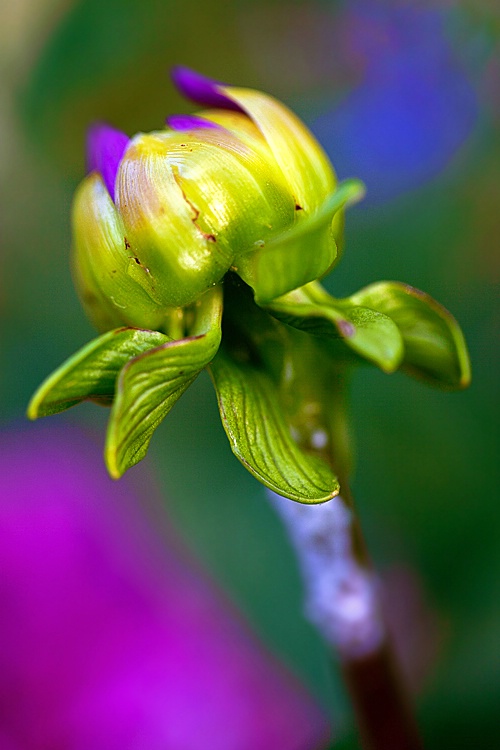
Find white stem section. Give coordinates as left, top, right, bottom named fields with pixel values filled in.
left=269, top=492, right=386, bottom=660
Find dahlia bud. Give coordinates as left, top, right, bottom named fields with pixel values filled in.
left=72, top=68, right=352, bottom=331
left=29, top=67, right=469, bottom=498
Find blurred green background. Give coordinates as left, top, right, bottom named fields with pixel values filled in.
left=1, top=0, right=498, bottom=747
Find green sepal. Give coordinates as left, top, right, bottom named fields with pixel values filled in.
left=265, top=282, right=404, bottom=373
left=210, top=277, right=340, bottom=502
left=235, top=179, right=365, bottom=304
left=345, top=281, right=471, bottom=388
left=105, top=285, right=222, bottom=478
left=27, top=328, right=169, bottom=418
left=209, top=347, right=339, bottom=504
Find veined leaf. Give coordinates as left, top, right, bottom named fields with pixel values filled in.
left=346, top=281, right=471, bottom=388
left=27, top=328, right=168, bottom=418
left=266, top=282, right=404, bottom=373
left=106, top=285, right=222, bottom=478
left=209, top=347, right=339, bottom=504
left=235, top=179, right=365, bottom=304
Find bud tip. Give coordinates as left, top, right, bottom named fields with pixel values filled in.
left=86, top=123, right=130, bottom=202
left=170, top=66, right=242, bottom=112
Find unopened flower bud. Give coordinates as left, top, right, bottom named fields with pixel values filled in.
left=29, top=68, right=469, bottom=494
left=73, top=68, right=343, bottom=330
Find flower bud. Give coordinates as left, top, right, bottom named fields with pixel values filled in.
left=30, top=69, right=470, bottom=495
left=72, top=171, right=167, bottom=332
left=73, top=69, right=342, bottom=330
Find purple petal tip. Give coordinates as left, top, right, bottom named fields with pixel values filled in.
left=171, top=66, right=242, bottom=112
left=86, top=123, right=130, bottom=201
left=167, top=114, right=225, bottom=132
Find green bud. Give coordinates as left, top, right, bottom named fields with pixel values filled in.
left=73, top=73, right=346, bottom=330
left=72, top=173, right=167, bottom=331
left=115, top=127, right=296, bottom=309
left=28, top=68, right=471, bottom=497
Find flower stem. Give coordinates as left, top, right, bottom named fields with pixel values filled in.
left=342, top=641, right=422, bottom=750
left=270, top=484, right=423, bottom=750
left=337, top=483, right=423, bottom=750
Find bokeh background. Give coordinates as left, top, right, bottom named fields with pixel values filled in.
left=1, top=0, right=498, bottom=747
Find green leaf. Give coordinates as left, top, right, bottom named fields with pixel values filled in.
left=266, top=282, right=404, bottom=373
left=346, top=282, right=471, bottom=388
left=27, top=328, right=169, bottom=418
left=209, top=347, right=339, bottom=504
left=106, top=285, right=222, bottom=478
left=235, top=179, right=365, bottom=304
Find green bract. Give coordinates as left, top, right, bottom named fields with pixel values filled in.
left=28, top=68, right=471, bottom=502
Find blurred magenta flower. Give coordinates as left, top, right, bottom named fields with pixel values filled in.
left=0, top=424, right=329, bottom=750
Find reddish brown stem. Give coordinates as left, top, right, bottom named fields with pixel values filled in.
left=271, top=362, right=424, bottom=749
left=338, top=485, right=423, bottom=750
left=342, top=643, right=423, bottom=750
left=271, top=486, right=423, bottom=750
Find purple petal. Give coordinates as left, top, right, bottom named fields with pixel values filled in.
left=167, top=114, right=226, bottom=132
left=171, top=66, right=242, bottom=112
left=86, top=123, right=130, bottom=201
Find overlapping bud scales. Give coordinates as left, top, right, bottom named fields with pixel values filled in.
left=73, top=69, right=344, bottom=330
left=29, top=68, right=470, bottom=499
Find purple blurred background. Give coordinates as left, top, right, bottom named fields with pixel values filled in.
left=0, top=425, right=328, bottom=750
